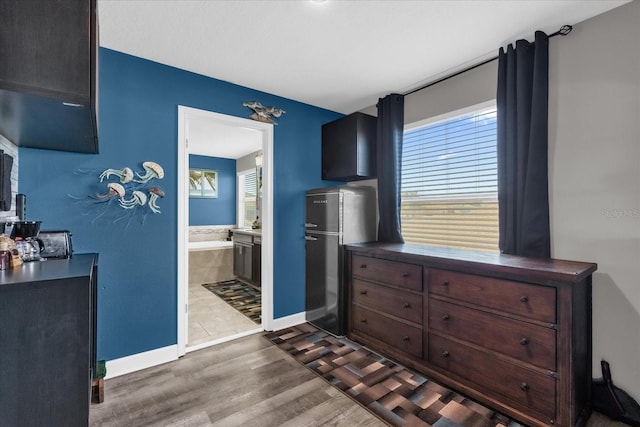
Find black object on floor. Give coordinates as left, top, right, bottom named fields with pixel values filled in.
left=593, top=360, right=640, bottom=427
left=202, top=279, right=261, bottom=324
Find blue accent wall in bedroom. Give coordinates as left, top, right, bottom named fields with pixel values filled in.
left=18, top=47, right=343, bottom=362
left=189, top=155, right=236, bottom=226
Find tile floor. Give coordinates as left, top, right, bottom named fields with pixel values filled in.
left=187, top=280, right=259, bottom=347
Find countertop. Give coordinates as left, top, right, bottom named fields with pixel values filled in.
left=232, top=228, right=262, bottom=237
left=0, top=253, right=97, bottom=287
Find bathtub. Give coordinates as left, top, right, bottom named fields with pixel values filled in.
left=188, top=240, right=234, bottom=285
left=188, top=240, right=234, bottom=251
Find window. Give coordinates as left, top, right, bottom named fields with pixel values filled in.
left=188, top=168, right=218, bottom=198
left=237, top=169, right=257, bottom=227
left=401, top=103, right=498, bottom=251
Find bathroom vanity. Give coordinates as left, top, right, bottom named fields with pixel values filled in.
left=233, top=229, right=261, bottom=287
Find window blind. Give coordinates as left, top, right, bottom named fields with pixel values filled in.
left=245, top=170, right=257, bottom=197
left=401, top=106, right=498, bottom=251
left=243, top=170, right=257, bottom=227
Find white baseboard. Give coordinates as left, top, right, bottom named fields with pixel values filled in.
left=185, top=327, right=263, bottom=353
left=104, top=313, right=306, bottom=378
left=105, top=345, right=178, bottom=379
left=267, top=312, right=306, bottom=331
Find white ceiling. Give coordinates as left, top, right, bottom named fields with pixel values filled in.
left=188, top=117, right=263, bottom=159
left=98, top=0, right=628, bottom=158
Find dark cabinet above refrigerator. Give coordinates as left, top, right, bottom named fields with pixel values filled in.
left=0, top=0, right=99, bottom=154
left=322, top=112, right=377, bottom=181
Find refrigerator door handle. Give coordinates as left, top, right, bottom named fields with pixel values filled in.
left=305, top=235, right=318, bottom=241
left=305, top=223, right=318, bottom=228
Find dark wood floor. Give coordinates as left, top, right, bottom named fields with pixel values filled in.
left=89, top=333, right=385, bottom=426
left=90, top=332, right=629, bottom=427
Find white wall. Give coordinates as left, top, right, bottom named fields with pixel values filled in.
left=360, top=60, right=497, bottom=121
left=236, top=150, right=261, bottom=173
left=548, top=0, right=640, bottom=399
left=361, top=0, right=640, bottom=400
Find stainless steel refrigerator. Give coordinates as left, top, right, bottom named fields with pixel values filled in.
left=305, top=186, right=376, bottom=336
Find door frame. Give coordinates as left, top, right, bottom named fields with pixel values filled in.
left=176, top=105, right=274, bottom=356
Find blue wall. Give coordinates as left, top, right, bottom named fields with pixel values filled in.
left=18, top=48, right=342, bottom=361
left=189, top=155, right=236, bottom=226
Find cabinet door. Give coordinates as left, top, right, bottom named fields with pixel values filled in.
left=0, top=0, right=94, bottom=101
left=242, top=244, right=252, bottom=280
left=321, top=112, right=377, bottom=181
left=0, top=278, right=91, bottom=426
left=233, top=244, right=243, bottom=277
left=252, top=243, right=261, bottom=286
left=0, top=0, right=99, bottom=153
left=233, top=243, right=252, bottom=281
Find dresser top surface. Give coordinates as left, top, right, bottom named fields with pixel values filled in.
left=347, top=242, right=597, bottom=283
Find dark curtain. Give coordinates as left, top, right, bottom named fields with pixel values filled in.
left=497, top=31, right=550, bottom=258
left=376, top=94, right=405, bottom=243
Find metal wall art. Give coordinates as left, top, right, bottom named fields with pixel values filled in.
left=242, top=101, right=285, bottom=125
left=94, top=161, right=165, bottom=212
left=70, top=161, right=166, bottom=227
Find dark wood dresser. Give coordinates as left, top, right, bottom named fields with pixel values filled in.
left=346, top=243, right=596, bottom=427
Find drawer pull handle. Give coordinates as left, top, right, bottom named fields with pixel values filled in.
left=520, top=337, right=529, bottom=346
left=442, top=280, right=449, bottom=286
left=402, top=302, right=410, bottom=308
left=402, top=336, right=410, bottom=341
left=360, top=290, right=368, bottom=295
left=520, top=295, right=529, bottom=303
left=520, top=382, right=530, bottom=392
left=442, top=351, right=450, bottom=358
left=442, top=314, right=450, bottom=321
left=402, top=272, right=410, bottom=278
left=360, top=318, right=367, bottom=323
left=360, top=264, right=367, bottom=269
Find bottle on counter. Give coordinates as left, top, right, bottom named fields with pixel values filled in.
left=0, top=241, right=12, bottom=270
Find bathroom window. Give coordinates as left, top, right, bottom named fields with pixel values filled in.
left=238, top=169, right=257, bottom=227
left=189, top=168, right=218, bottom=198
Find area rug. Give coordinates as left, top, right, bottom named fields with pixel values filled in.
left=265, top=323, right=522, bottom=427
left=202, top=279, right=261, bottom=324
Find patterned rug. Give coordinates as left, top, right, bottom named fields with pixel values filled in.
left=202, top=279, right=261, bottom=324
left=266, top=323, right=522, bottom=427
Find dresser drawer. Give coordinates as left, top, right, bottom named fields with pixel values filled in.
left=353, top=255, right=422, bottom=291
left=352, top=305, right=422, bottom=358
left=353, top=279, right=422, bottom=324
left=429, top=300, right=556, bottom=370
left=429, top=269, right=556, bottom=323
left=429, top=333, right=556, bottom=421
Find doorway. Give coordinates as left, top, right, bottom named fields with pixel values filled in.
left=177, top=106, right=274, bottom=356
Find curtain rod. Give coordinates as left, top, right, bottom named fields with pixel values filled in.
left=403, top=25, right=573, bottom=96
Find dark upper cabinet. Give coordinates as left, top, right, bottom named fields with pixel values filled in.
left=0, top=0, right=99, bottom=153
left=322, top=112, right=377, bottom=181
